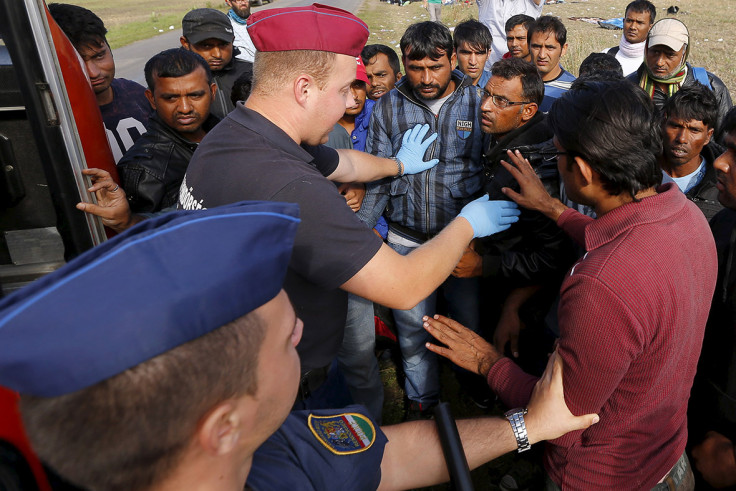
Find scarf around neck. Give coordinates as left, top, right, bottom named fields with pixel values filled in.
left=618, top=36, right=645, bottom=58
left=228, top=9, right=249, bottom=25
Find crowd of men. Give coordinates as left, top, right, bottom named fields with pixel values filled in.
left=1, top=0, right=736, bottom=490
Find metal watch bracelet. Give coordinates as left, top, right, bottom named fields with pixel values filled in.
left=504, top=407, right=531, bottom=453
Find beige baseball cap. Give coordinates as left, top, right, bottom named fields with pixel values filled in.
left=648, top=18, right=689, bottom=51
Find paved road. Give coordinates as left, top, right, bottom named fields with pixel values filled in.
left=114, top=0, right=365, bottom=83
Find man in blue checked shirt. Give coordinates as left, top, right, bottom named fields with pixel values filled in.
left=360, top=21, right=487, bottom=419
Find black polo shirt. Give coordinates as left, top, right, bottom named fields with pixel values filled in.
left=180, top=104, right=383, bottom=371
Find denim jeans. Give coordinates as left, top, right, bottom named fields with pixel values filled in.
left=388, top=240, right=481, bottom=405
left=337, top=293, right=384, bottom=422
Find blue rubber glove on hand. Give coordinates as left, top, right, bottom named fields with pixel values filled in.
left=395, top=124, right=439, bottom=175
left=458, top=195, right=521, bottom=238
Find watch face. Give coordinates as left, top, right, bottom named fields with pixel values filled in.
left=504, top=407, right=528, bottom=417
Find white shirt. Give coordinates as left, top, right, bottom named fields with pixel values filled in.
left=599, top=43, right=645, bottom=77
left=477, top=0, right=545, bottom=69
left=230, top=19, right=256, bottom=63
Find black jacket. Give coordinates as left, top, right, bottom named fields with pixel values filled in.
left=683, top=142, right=725, bottom=222
left=627, top=63, right=733, bottom=140
left=211, top=57, right=253, bottom=119
left=117, top=113, right=220, bottom=213
left=477, top=112, right=576, bottom=285
left=688, top=208, right=736, bottom=448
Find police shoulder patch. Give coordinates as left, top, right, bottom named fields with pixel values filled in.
left=308, top=412, right=376, bottom=455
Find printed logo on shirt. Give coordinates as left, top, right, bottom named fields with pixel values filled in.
left=308, top=412, right=376, bottom=455
left=456, top=120, right=473, bottom=139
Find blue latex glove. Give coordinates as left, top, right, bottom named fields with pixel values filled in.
left=395, top=124, right=439, bottom=175
left=458, top=195, right=521, bottom=238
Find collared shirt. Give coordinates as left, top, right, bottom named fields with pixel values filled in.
left=661, top=156, right=706, bottom=194
left=486, top=184, right=717, bottom=489
left=359, top=70, right=485, bottom=237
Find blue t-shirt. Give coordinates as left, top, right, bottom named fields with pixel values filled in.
left=540, top=68, right=576, bottom=113
left=247, top=405, right=387, bottom=490
left=100, top=78, right=151, bottom=162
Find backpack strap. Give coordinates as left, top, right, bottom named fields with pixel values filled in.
left=607, top=46, right=619, bottom=56
left=691, top=66, right=713, bottom=90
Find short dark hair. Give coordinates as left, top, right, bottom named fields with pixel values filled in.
left=231, top=71, right=253, bottom=105
left=721, top=107, right=736, bottom=136
left=361, top=44, right=401, bottom=76
left=527, top=15, right=567, bottom=47
left=625, top=0, right=656, bottom=24
left=578, top=53, right=623, bottom=79
left=20, top=312, right=266, bottom=491
left=144, top=48, right=213, bottom=92
left=661, top=83, right=719, bottom=130
left=400, top=22, right=454, bottom=62
left=48, top=3, right=108, bottom=49
left=548, top=80, right=662, bottom=200
left=490, top=58, right=544, bottom=105
left=505, top=14, right=535, bottom=34
left=453, top=19, right=492, bottom=52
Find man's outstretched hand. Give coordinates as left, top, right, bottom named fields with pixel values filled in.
left=423, top=314, right=502, bottom=377
left=500, top=149, right=567, bottom=222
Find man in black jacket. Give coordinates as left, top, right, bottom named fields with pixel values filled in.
left=180, top=8, right=253, bottom=119
left=659, top=83, right=723, bottom=221
left=688, top=107, right=736, bottom=490
left=627, top=18, right=732, bottom=140
left=452, top=57, right=574, bottom=368
left=117, top=49, right=219, bottom=213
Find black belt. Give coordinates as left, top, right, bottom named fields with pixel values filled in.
left=296, top=364, right=330, bottom=401
left=388, top=223, right=435, bottom=244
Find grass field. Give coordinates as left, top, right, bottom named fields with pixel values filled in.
left=77, top=0, right=736, bottom=92
left=358, top=0, right=736, bottom=95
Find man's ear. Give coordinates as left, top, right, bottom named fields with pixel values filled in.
left=144, top=89, right=156, bottom=110
left=180, top=36, right=190, bottom=49
left=396, top=72, right=403, bottom=81
left=210, top=82, right=218, bottom=99
left=705, top=127, right=715, bottom=146
left=574, top=155, right=594, bottom=186
left=294, top=74, right=313, bottom=106
left=521, top=102, right=538, bottom=123
left=561, top=43, right=568, bottom=57
left=197, top=400, right=244, bottom=456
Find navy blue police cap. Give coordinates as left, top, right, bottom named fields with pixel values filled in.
left=0, top=201, right=300, bottom=397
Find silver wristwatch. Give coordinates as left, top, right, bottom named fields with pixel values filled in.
left=504, top=407, right=531, bottom=453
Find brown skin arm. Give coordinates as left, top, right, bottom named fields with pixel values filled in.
left=76, top=168, right=144, bottom=233
left=452, top=243, right=483, bottom=278
left=500, top=150, right=568, bottom=222
left=377, top=350, right=598, bottom=490
left=692, top=431, right=736, bottom=489
left=423, top=314, right=503, bottom=377
left=337, top=182, right=366, bottom=212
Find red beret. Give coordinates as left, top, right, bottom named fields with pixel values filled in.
left=247, top=4, right=369, bottom=57
left=356, top=56, right=369, bottom=84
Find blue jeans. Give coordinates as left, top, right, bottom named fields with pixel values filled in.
left=389, top=240, right=480, bottom=405
left=337, top=293, right=384, bottom=422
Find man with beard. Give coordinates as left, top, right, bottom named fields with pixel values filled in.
left=117, top=49, right=218, bottom=213
left=627, top=18, right=732, bottom=139
left=601, top=1, right=655, bottom=76
left=49, top=3, right=151, bottom=163
left=659, top=83, right=724, bottom=221
left=180, top=8, right=253, bottom=119
left=225, top=0, right=257, bottom=63
left=360, top=21, right=486, bottom=419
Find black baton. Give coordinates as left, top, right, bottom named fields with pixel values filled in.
left=434, top=402, right=474, bottom=491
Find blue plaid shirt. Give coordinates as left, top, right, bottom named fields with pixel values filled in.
left=358, top=70, right=485, bottom=237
